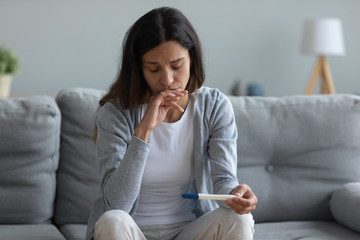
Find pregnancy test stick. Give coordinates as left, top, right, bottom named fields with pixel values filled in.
left=182, top=193, right=236, bottom=201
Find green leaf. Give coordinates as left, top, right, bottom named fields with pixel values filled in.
left=0, top=46, right=20, bottom=75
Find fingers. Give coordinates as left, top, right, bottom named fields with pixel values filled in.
left=163, top=89, right=187, bottom=102
left=136, top=89, right=188, bottom=141
left=225, top=184, right=258, bottom=215
left=226, top=195, right=257, bottom=214
left=157, top=89, right=187, bottom=112
left=163, top=100, right=185, bottom=112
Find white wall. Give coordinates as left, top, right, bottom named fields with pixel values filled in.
left=1, top=0, right=359, bottom=96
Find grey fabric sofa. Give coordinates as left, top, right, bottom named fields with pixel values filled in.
left=0, top=87, right=359, bottom=240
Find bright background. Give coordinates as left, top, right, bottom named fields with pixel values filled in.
left=1, top=0, right=359, bottom=96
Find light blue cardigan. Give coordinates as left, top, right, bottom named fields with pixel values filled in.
left=86, top=86, right=239, bottom=240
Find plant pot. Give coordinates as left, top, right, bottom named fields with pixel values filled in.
left=0, top=74, right=12, bottom=98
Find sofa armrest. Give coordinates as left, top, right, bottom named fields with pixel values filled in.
left=330, top=182, right=360, bottom=233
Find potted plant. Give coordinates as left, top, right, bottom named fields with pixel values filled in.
left=0, top=46, right=19, bottom=98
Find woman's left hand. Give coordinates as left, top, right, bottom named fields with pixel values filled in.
left=225, top=184, right=257, bottom=215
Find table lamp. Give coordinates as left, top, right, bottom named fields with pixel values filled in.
left=301, top=18, right=345, bottom=94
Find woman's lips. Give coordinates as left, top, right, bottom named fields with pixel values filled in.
left=155, top=88, right=184, bottom=95
left=168, top=88, right=182, bottom=92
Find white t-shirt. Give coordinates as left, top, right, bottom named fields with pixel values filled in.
left=133, top=101, right=196, bottom=226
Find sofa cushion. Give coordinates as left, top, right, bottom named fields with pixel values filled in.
left=0, top=224, right=65, bottom=240
left=229, top=94, right=360, bottom=223
left=54, top=88, right=104, bottom=226
left=254, top=221, right=360, bottom=240
left=0, top=96, right=60, bottom=224
left=330, top=182, right=360, bottom=233
left=59, top=224, right=87, bottom=240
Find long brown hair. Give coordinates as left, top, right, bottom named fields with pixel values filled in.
left=94, top=7, right=205, bottom=141
left=99, top=7, right=205, bottom=109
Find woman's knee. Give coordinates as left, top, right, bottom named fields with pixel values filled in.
left=215, top=207, right=253, bottom=222
left=95, top=210, right=138, bottom=240
left=214, top=208, right=255, bottom=237
left=96, top=210, right=133, bottom=226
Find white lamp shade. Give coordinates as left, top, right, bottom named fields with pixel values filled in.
left=301, top=18, right=345, bottom=56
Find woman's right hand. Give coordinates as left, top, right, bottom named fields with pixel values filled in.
left=134, top=90, right=187, bottom=142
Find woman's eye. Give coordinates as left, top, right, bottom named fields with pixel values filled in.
left=149, top=68, right=158, bottom=73
left=172, top=65, right=182, bottom=70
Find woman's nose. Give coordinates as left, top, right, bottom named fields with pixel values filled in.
left=160, top=69, right=174, bottom=85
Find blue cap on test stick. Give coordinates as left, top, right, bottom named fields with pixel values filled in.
left=182, top=193, right=199, bottom=199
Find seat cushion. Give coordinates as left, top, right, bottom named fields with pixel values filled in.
left=54, top=88, right=104, bottom=226
left=254, top=221, right=360, bottom=240
left=0, top=96, right=61, bottom=224
left=330, top=182, right=360, bottom=233
left=59, top=224, right=87, bottom=240
left=0, top=224, right=65, bottom=240
left=229, top=94, right=360, bottom=222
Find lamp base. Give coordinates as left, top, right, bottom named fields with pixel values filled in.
left=305, top=55, right=336, bottom=95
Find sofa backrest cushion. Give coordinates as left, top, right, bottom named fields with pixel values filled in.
left=54, top=88, right=104, bottom=226
left=0, top=96, right=60, bottom=224
left=229, top=94, right=360, bottom=223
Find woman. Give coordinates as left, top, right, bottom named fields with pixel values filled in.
left=86, top=7, right=257, bottom=240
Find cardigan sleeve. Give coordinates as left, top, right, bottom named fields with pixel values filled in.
left=193, top=87, right=239, bottom=210
left=207, top=91, right=239, bottom=197
left=95, top=102, right=151, bottom=213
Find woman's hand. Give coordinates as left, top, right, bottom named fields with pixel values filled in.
left=134, top=89, right=187, bottom=142
left=225, top=184, right=257, bottom=215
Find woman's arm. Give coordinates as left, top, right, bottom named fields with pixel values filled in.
left=206, top=90, right=257, bottom=213
left=96, top=103, right=150, bottom=213
left=207, top=91, right=239, bottom=195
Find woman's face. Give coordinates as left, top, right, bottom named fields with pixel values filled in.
left=142, top=40, right=191, bottom=95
